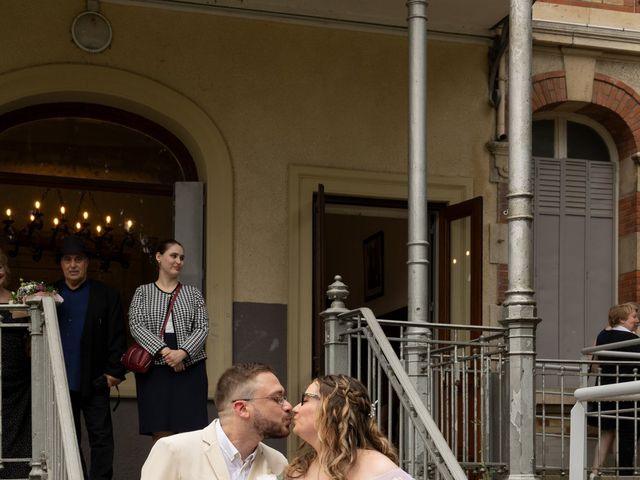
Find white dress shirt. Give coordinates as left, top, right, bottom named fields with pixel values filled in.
left=214, top=419, right=258, bottom=480
left=613, top=325, right=635, bottom=333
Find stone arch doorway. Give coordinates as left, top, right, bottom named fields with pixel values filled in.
left=0, top=63, right=234, bottom=387
left=0, top=101, right=198, bottom=312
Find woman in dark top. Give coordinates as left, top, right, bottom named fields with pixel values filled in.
left=0, top=249, right=31, bottom=478
left=591, top=302, right=640, bottom=478
left=128, top=239, right=209, bottom=444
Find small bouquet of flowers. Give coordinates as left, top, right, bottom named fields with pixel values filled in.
left=11, top=279, right=63, bottom=304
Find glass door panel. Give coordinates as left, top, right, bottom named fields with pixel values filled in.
left=450, top=216, right=471, bottom=333
left=438, top=197, right=482, bottom=328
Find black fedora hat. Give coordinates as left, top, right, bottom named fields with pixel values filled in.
left=60, top=235, right=89, bottom=257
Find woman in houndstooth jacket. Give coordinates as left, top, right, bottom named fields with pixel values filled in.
left=128, top=239, right=209, bottom=444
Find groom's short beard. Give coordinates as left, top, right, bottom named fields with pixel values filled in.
left=253, top=410, right=289, bottom=439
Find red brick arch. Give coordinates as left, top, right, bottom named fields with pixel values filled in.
left=532, top=70, right=568, bottom=111
left=532, top=71, right=640, bottom=158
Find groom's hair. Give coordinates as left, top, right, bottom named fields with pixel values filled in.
left=214, top=362, right=274, bottom=412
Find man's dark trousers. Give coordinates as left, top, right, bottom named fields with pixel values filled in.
left=70, top=389, right=113, bottom=480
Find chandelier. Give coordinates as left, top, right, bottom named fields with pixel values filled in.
left=2, top=190, right=140, bottom=271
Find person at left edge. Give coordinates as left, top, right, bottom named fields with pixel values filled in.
left=54, top=235, right=127, bottom=480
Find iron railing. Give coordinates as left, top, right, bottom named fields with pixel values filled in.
left=324, top=290, right=640, bottom=479
left=567, top=339, right=640, bottom=480
left=535, top=359, right=587, bottom=476
left=330, top=306, right=505, bottom=479
left=0, top=298, right=83, bottom=479
left=571, top=376, right=640, bottom=480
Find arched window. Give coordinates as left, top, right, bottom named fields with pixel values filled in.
left=533, top=117, right=611, bottom=161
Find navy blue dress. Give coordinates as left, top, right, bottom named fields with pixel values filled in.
left=135, top=333, right=208, bottom=435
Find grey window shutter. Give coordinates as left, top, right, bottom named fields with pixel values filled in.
left=534, top=158, right=614, bottom=360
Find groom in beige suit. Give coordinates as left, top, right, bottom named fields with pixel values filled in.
left=141, top=363, right=292, bottom=480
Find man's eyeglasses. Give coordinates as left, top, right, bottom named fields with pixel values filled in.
left=231, top=395, right=288, bottom=405
left=301, top=392, right=321, bottom=405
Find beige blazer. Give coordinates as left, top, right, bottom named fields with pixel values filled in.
left=140, top=421, right=288, bottom=480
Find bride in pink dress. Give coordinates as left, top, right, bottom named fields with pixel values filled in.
left=286, top=374, right=414, bottom=480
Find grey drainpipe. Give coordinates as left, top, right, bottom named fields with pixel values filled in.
left=406, top=0, right=429, bottom=327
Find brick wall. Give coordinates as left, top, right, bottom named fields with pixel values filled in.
left=620, top=271, right=640, bottom=303
left=619, top=193, right=640, bottom=237
left=536, top=0, right=639, bottom=13
left=532, top=71, right=568, bottom=112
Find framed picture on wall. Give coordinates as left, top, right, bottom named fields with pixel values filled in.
left=363, top=231, right=384, bottom=301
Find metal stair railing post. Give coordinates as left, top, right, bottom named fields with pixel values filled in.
left=569, top=400, right=587, bottom=480
left=38, top=296, right=84, bottom=479
left=404, top=326, right=430, bottom=472
left=571, top=379, right=640, bottom=480
left=321, top=275, right=351, bottom=375
left=28, top=300, right=47, bottom=479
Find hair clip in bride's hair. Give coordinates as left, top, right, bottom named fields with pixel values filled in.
left=369, top=399, right=378, bottom=419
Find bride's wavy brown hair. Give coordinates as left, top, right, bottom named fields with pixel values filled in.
left=286, top=374, right=398, bottom=480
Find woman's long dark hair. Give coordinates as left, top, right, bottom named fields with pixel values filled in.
left=154, top=239, right=183, bottom=256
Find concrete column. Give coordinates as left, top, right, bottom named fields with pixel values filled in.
left=502, top=1, right=540, bottom=480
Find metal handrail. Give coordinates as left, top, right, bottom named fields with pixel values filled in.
left=582, top=337, right=640, bottom=355
left=40, top=297, right=84, bottom=478
left=569, top=358, right=640, bottom=480
left=338, top=307, right=468, bottom=480
left=374, top=317, right=507, bottom=333
left=0, top=299, right=83, bottom=479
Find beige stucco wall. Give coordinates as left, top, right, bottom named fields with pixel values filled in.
left=1, top=0, right=497, bottom=299
left=1, top=1, right=500, bottom=388
left=597, top=59, right=640, bottom=96
left=533, top=48, right=564, bottom=76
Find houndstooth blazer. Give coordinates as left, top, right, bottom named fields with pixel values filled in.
left=128, top=282, right=208, bottom=366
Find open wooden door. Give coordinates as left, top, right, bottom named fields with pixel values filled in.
left=312, top=184, right=326, bottom=378
left=438, top=196, right=483, bottom=327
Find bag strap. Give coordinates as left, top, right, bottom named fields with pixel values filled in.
left=159, top=283, right=182, bottom=339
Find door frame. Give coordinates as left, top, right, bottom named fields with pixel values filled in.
left=312, top=191, right=429, bottom=377
left=288, top=165, right=474, bottom=413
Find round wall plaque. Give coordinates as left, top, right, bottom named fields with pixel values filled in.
left=71, top=11, right=112, bottom=53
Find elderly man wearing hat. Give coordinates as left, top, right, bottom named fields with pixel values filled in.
left=54, top=235, right=127, bottom=480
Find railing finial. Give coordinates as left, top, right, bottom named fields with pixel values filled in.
left=326, top=274, right=349, bottom=310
